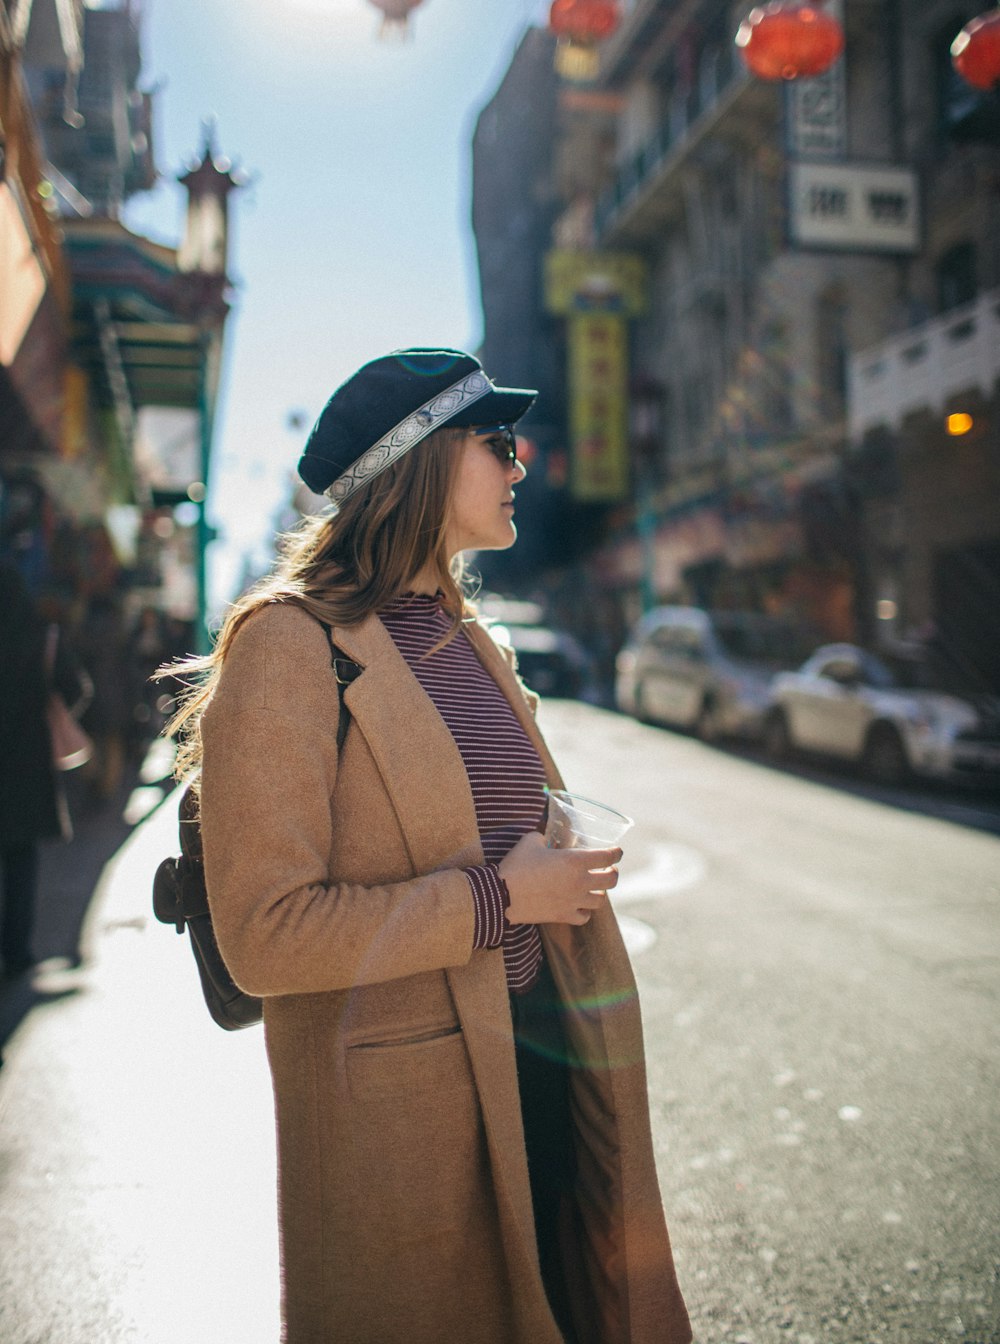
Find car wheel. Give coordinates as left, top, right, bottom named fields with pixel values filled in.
left=634, top=681, right=654, bottom=725
left=695, top=697, right=722, bottom=743
left=763, top=708, right=791, bottom=760
left=862, top=724, right=909, bottom=786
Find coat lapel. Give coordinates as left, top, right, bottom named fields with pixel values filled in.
left=330, top=614, right=482, bottom=872
left=330, top=612, right=565, bottom=864
left=332, top=612, right=558, bottom=1288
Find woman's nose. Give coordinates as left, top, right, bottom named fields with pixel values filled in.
left=512, top=458, right=527, bottom=483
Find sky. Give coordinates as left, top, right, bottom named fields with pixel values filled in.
left=122, top=0, right=552, bottom=614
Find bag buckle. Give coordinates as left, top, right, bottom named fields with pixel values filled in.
left=331, top=657, right=362, bottom=686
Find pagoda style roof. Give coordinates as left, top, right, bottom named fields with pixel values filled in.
left=63, top=216, right=230, bottom=413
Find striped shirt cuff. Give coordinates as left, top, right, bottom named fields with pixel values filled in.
left=465, top=863, right=509, bottom=949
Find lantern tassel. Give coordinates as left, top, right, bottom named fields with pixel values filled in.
left=376, top=16, right=412, bottom=39
left=554, top=37, right=601, bottom=81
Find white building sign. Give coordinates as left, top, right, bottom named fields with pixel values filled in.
left=789, top=161, right=920, bottom=254
left=785, top=0, right=846, bottom=160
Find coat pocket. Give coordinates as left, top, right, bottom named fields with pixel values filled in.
left=348, top=1023, right=461, bottom=1051
left=345, top=1028, right=489, bottom=1249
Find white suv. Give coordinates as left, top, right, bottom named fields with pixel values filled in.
left=615, top=606, right=811, bottom=742
left=765, top=643, right=999, bottom=784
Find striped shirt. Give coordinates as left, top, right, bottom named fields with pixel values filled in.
left=379, top=593, right=545, bottom=993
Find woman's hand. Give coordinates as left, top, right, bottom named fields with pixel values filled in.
left=499, top=830, right=621, bottom=926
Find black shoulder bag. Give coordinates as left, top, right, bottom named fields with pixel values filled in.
left=152, top=623, right=362, bottom=1030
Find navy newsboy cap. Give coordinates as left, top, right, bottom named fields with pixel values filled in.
left=298, top=348, right=537, bottom=505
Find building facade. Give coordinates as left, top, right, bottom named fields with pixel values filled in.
left=472, top=0, right=999, bottom=692
left=1, top=0, right=239, bottom=653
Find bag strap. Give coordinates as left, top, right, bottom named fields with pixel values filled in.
left=178, top=618, right=361, bottom=861
left=316, top=621, right=362, bottom=751
left=158, top=618, right=364, bottom=934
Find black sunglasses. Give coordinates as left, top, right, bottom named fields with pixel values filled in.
left=472, top=424, right=518, bottom=466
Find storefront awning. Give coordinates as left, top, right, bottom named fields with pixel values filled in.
left=63, top=217, right=227, bottom=414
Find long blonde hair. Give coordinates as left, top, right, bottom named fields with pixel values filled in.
left=160, top=426, right=471, bottom=786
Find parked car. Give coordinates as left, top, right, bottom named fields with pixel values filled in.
left=480, top=593, right=600, bottom=702
left=764, top=643, right=1000, bottom=785
left=476, top=592, right=546, bottom=628
left=615, top=605, right=812, bottom=740
left=504, top=623, right=599, bottom=701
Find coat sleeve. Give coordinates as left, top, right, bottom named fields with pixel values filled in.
left=198, top=608, right=476, bottom=998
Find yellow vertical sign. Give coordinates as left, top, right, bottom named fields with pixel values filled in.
left=61, top=365, right=89, bottom=460
left=544, top=250, right=647, bottom=504
left=568, top=312, right=629, bottom=502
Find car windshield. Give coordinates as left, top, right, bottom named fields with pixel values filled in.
left=812, top=650, right=896, bottom=688
left=859, top=653, right=896, bottom=688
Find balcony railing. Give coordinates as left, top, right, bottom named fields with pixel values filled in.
left=595, top=46, right=750, bottom=242
left=848, top=288, right=1000, bottom=443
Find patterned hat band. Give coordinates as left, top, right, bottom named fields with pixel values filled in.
left=324, top=370, right=493, bottom=507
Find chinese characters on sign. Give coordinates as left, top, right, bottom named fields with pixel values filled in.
left=788, top=162, right=920, bottom=253
left=544, top=250, right=648, bottom=503
left=568, top=313, right=629, bottom=502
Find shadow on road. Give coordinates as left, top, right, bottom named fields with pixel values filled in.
left=0, top=746, right=174, bottom=1061
left=735, top=744, right=1000, bottom=836
left=625, top=711, right=1000, bottom=837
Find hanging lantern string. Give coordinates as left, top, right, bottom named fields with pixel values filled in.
left=366, top=0, right=426, bottom=39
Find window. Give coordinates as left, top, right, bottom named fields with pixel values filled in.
left=817, top=654, right=861, bottom=684
left=682, top=375, right=709, bottom=449
left=817, top=286, right=848, bottom=417
left=759, top=321, right=793, bottom=434
left=936, top=242, right=976, bottom=313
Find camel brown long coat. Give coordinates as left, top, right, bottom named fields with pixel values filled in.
left=199, top=602, right=691, bottom=1344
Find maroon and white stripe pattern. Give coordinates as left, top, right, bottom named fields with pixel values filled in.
left=379, top=593, right=545, bottom=993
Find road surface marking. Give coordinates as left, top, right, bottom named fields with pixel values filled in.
left=615, top=913, right=657, bottom=955
left=613, top=842, right=706, bottom=905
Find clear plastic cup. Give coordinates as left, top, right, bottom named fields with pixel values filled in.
left=544, top=789, right=634, bottom=850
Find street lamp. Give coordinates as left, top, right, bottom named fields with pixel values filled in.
left=629, top=373, right=665, bottom=614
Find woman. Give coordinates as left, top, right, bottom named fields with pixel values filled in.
left=167, top=349, right=690, bottom=1344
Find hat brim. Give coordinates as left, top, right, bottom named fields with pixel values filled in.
left=443, top=385, right=537, bottom=429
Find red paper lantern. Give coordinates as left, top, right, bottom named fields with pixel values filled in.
left=735, top=2, right=844, bottom=81
left=549, top=0, right=622, bottom=81
left=549, top=0, right=621, bottom=43
left=951, top=8, right=1000, bottom=91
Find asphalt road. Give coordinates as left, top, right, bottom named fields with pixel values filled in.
left=0, top=703, right=997, bottom=1343
left=543, top=702, right=1000, bottom=1344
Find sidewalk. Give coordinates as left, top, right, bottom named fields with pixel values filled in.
left=0, top=755, right=281, bottom=1344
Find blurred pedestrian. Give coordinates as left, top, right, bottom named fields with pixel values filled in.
left=162, top=349, right=690, bottom=1344
left=0, top=564, right=91, bottom=977
left=77, top=594, right=130, bottom=800
left=127, top=605, right=168, bottom=752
